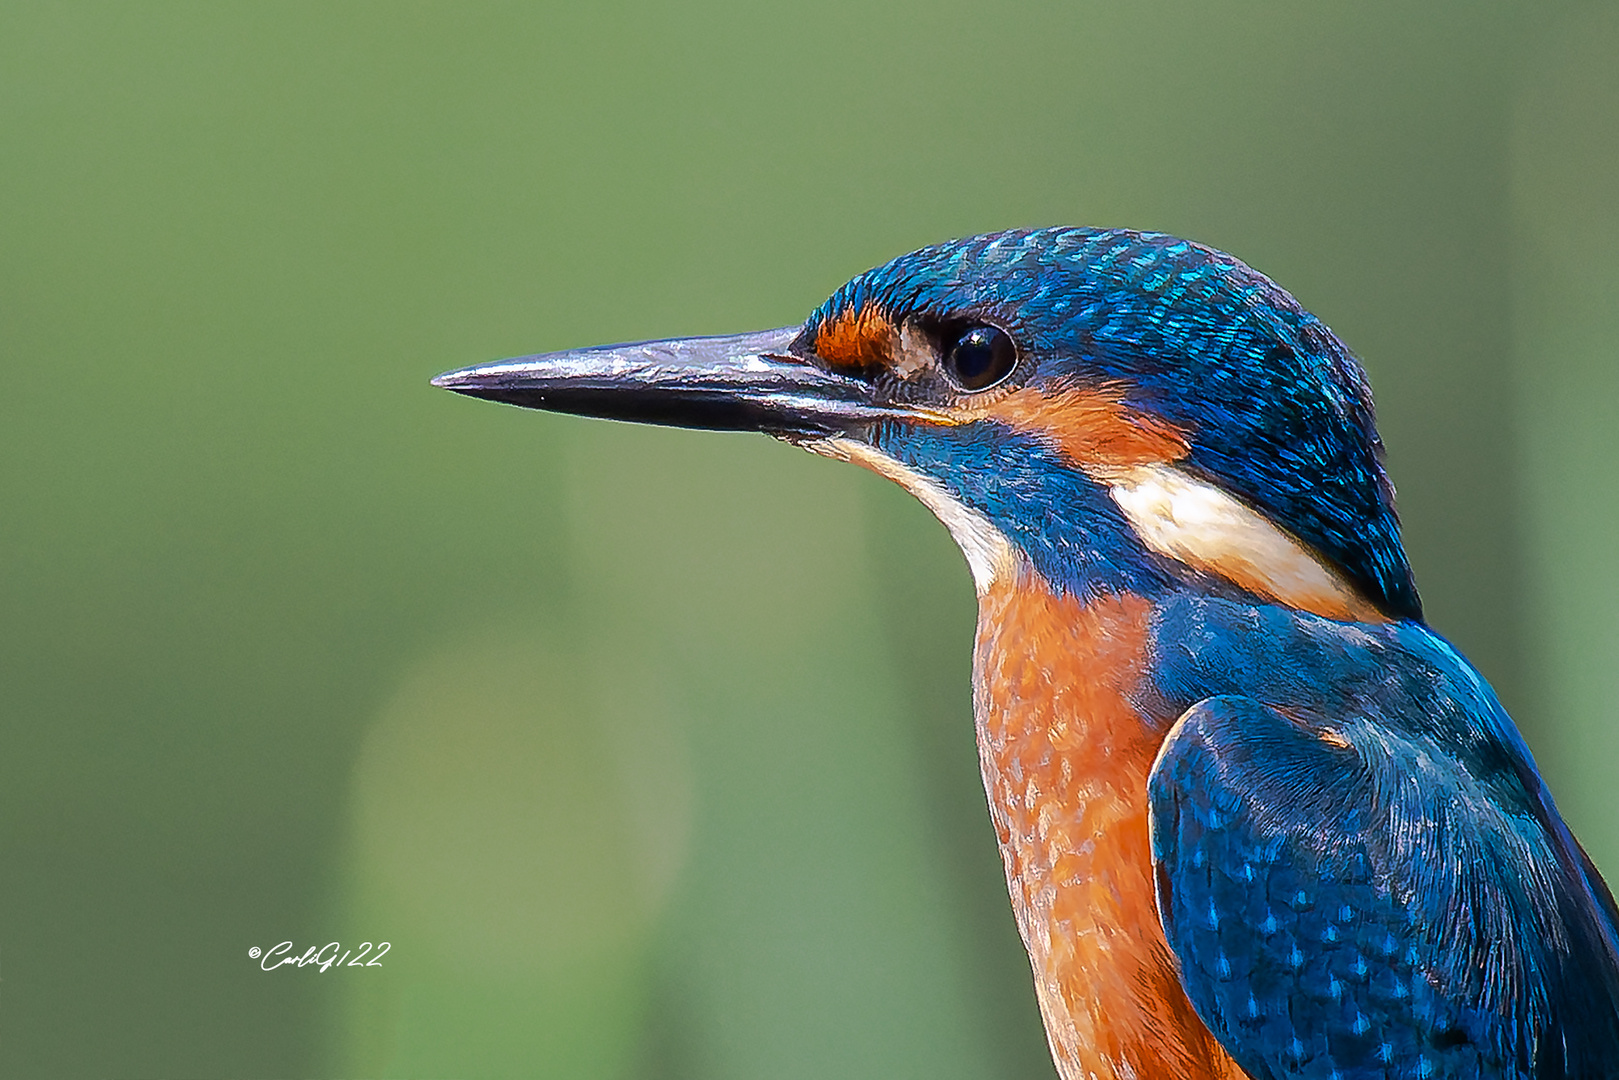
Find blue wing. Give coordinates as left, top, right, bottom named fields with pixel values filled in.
left=1145, top=603, right=1619, bottom=1079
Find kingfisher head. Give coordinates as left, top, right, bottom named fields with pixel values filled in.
left=435, top=227, right=1419, bottom=624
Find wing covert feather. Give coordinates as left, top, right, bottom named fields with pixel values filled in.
left=1148, top=694, right=1619, bottom=1079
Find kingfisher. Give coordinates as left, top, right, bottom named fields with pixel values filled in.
left=433, top=228, right=1619, bottom=1079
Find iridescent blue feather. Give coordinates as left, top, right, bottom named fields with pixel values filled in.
left=806, top=228, right=1421, bottom=620
left=1146, top=599, right=1619, bottom=1078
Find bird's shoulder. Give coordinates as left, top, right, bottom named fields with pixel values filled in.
left=1142, top=596, right=1619, bottom=1077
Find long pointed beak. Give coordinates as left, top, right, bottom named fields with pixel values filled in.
left=431, top=325, right=899, bottom=436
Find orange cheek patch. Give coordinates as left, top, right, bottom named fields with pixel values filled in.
left=966, top=384, right=1191, bottom=469
left=813, top=304, right=898, bottom=370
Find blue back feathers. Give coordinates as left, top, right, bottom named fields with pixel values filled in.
left=804, top=228, right=1422, bottom=622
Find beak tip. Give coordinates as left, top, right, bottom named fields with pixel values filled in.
left=430, top=367, right=478, bottom=392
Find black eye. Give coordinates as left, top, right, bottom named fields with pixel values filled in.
left=943, top=324, right=1016, bottom=391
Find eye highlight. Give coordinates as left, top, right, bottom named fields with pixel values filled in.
left=943, top=324, right=1016, bottom=392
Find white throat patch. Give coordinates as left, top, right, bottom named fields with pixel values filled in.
left=808, top=437, right=1017, bottom=595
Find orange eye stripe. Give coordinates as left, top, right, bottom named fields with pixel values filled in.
left=812, top=312, right=1191, bottom=472
left=953, top=384, right=1191, bottom=469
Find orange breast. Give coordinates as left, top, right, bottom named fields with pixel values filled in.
left=974, top=577, right=1248, bottom=1080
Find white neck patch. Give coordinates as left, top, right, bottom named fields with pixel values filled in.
left=808, top=437, right=1017, bottom=595
left=1102, top=462, right=1380, bottom=622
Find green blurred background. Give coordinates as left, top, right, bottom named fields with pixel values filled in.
left=3, top=2, right=1617, bottom=1076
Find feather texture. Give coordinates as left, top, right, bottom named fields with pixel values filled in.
left=1146, top=599, right=1619, bottom=1078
